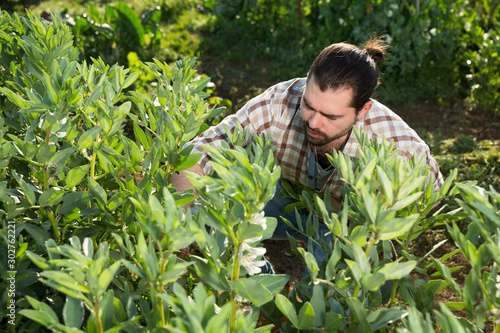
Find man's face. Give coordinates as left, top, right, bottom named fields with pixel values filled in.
left=301, top=76, right=370, bottom=148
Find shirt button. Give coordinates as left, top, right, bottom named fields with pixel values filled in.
left=308, top=176, right=313, bottom=180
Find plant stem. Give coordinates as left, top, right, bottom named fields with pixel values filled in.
left=94, top=300, right=104, bottom=333
left=228, top=226, right=241, bottom=333
left=90, top=149, right=97, bottom=180
left=158, top=285, right=166, bottom=327
left=387, top=279, right=399, bottom=308
left=230, top=245, right=241, bottom=333
left=352, top=285, right=361, bottom=303
left=47, top=208, right=61, bottom=241
left=365, top=233, right=376, bottom=257
left=157, top=238, right=171, bottom=328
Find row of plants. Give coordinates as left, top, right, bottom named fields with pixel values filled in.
left=1, top=9, right=499, bottom=333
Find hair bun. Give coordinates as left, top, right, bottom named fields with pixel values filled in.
left=366, top=47, right=385, bottom=63
left=362, top=36, right=389, bottom=64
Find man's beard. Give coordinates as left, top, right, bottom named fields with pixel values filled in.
left=303, top=120, right=356, bottom=148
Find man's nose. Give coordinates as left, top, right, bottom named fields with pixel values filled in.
left=308, top=111, right=320, bottom=128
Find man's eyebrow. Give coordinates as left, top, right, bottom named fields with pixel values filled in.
left=302, top=96, right=317, bottom=112
left=303, top=96, right=342, bottom=119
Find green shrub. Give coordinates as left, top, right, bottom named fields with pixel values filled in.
left=1, top=9, right=500, bottom=333
left=0, top=10, right=281, bottom=332
left=202, top=0, right=500, bottom=113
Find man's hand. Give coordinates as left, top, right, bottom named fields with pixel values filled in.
left=171, top=164, right=204, bottom=210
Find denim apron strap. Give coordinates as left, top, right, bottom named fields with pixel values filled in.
left=307, top=145, right=316, bottom=189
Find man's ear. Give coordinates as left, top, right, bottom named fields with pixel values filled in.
left=357, top=100, right=372, bottom=120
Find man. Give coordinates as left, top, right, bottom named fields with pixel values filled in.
left=171, top=37, right=443, bottom=274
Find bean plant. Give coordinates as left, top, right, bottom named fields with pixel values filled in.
left=1, top=9, right=500, bottom=333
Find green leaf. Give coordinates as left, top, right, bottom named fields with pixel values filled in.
left=231, top=277, right=273, bottom=307
left=41, top=271, right=91, bottom=294
left=26, top=251, right=50, bottom=269
left=390, top=192, right=423, bottom=211
left=122, top=260, right=147, bottom=280
left=376, top=261, right=417, bottom=280
left=19, top=309, right=58, bottom=328
left=326, top=240, right=342, bottom=280
left=246, top=274, right=289, bottom=295
left=43, top=72, right=60, bottom=104
left=63, top=296, right=84, bottom=329
left=66, top=165, right=90, bottom=188
left=352, top=242, right=370, bottom=275
left=21, top=296, right=60, bottom=327
left=354, top=155, right=377, bottom=188
left=129, top=141, right=143, bottom=164
left=100, top=290, right=114, bottom=330
left=116, top=101, right=131, bottom=118
left=161, top=187, right=176, bottom=232
left=21, top=223, right=51, bottom=248
left=275, top=294, right=299, bottom=327
left=97, top=150, right=113, bottom=173
left=297, top=302, right=315, bottom=329
left=361, top=272, right=386, bottom=291
left=97, top=261, right=121, bottom=294
left=345, top=297, right=370, bottom=332
left=39, top=188, right=65, bottom=207
left=324, top=312, right=344, bottom=332
left=376, top=166, right=394, bottom=204
left=0, top=87, right=29, bottom=108
left=310, top=284, right=326, bottom=327
left=59, top=191, right=93, bottom=215
left=147, top=195, right=165, bottom=231
left=133, top=122, right=150, bottom=150
left=17, top=176, right=36, bottom=205
left=443, top=302, right=466, bottom=311
left=367, top=308, right=408, bottom=330
left=87, top=177, right=107, bottom=206
left=177, top=152, right=202, bottom=171
left=190, top=255, right=230, bottom=291
left=115, top=3, right=145, bottom=46
left=24, top=57, right=45, bottom=81
left=78, top=126, right=102, bottom=150
left=346, top=259, right=363, bottom=284
left=50, top=147, right=79, bottom=174
left=378, top=214, right=419, bottom=240
left=122, top=71, right=138, bottom=89
left=159, top=262, right=193, bottom=284
left=298, top=247, right=319, bottom=281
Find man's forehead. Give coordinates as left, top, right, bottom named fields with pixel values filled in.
left=305, top=75, right=353, bottom=96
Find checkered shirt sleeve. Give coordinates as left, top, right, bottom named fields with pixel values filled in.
left=189, top=78, right=305, bottom=175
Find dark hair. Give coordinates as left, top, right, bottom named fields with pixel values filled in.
left=307, top=37, right=388, bottom=112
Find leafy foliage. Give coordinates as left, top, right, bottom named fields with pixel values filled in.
left=203, top=0, right=500, bottom=113
left=1, top=7, right=500, bottom=333
left=67, top=2, right=162, bottom=66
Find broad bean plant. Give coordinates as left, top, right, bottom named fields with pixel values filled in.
left=1, top=10, right=499, bottom=333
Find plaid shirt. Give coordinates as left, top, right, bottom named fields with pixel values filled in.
left=190, top=78, right=444, bottom=199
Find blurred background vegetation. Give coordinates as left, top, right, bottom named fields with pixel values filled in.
left=2, top=0, right=499, bottom=189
